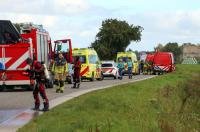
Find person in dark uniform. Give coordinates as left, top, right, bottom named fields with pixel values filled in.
left=72, top=56, right=81, bottom=88
left=140, top=60, right=144, bottom=74
left=27, top=58, right=49, bottom=111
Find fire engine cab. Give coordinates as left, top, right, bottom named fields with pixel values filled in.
left=0, top=20, right=53, bottom=91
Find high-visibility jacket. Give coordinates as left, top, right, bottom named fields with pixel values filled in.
left=117, top=62, right=124, bottom=69
left=127, top=61, right=133, bottom=68
left=52, top=58, right=67, bottom=74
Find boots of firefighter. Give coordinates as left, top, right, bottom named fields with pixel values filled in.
left=59, top=80, right=64, bottom=93
left=56, top=86, right=60, bottom=93
left=43, top=102, right=49, bottom=111
left=33, top=90, right=40, bottom=110
left=55, top=80, right=60, bottom=93
left=33, top=103, right=40, bottom=111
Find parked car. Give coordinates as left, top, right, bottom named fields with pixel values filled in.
left=101, top=61, right=118, bottom=79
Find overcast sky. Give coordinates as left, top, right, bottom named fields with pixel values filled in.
left=0, top=0, right=200, bottom=51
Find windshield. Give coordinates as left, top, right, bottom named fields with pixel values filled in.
left=54, top=41, right=70, bottom=61
left=118, top=57, right=131, bottom=63
left=101, top=63, right=113, bottom=67
left=0, top=20, right=21, bottom=44
left=55, top=41, right=69, bottom=53
left=73, top=55, right=86, bottom=64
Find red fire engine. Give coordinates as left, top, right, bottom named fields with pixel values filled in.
left=0, top=20, right=53, bottom=90
left=152, top=52, right=175, bottom=74
left=145, top=54, right=154, bottom=63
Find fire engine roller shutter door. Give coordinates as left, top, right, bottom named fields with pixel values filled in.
left=44, top=36, right=48, bottom=66
left=36, top=34, right=41, bottom=62
left=43, top=35, right=45, bottom=62
left=40, top=34, right=45, bottom=62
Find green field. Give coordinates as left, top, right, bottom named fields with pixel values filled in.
left=18, top=65, right=200, bottom=132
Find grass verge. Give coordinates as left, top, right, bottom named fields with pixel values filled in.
left=18, top=65, right=200, bottom=132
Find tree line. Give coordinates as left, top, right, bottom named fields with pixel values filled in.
left=155, top=43, right=200, bottom=64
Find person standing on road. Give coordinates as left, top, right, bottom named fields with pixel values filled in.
left=146, top=61, right=153, bottom=75
left=52, top=52, right=67, bottom=93
left=140, top=60, right=144, bottom=74
left=72, top=56, right=82, bottom=88
left=26, top=58, right=49, bottom=111
left=127, top=59, right=133, bottom=79
left=117, top=58, right=124, bottom=80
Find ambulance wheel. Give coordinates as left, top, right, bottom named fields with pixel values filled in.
left=90, top=73, right=94, bottom=81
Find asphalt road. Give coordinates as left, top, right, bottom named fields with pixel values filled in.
left=0, top=75, right=155, bottom=124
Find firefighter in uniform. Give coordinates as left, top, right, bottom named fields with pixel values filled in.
left=26, top=58, right=49, bottom=111
left=52, top=52, right=67, bottom=93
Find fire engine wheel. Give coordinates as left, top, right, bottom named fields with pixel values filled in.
left=25, top=85, right=34, bottom=91
left=0, top=86, right=5, bottom=92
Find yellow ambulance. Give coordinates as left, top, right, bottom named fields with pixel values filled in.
left=116, top=51, right=139, bottom=74
left=72, top=48, right=103, bottom=81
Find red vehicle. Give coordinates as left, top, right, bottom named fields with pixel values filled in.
left=0, top=20, right=53, bottom=90
left=152, top=52, right=175, bottom=74
left=145, top=54, right=154, bottom=63
left=53, top=39, right=73, bottom=63
left=52, top=39, right=73, bottom=84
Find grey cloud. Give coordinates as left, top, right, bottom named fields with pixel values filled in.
left=0, top=0, right=89, bottom=15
